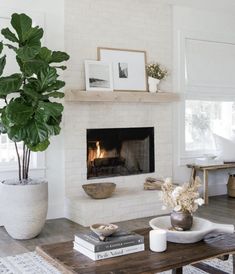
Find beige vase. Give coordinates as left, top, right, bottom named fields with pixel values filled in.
left=0, top=180, right=48, bottom=240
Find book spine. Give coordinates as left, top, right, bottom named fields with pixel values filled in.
left=74, top=235, right=144, bottom=252
left=73, top=242, right=145, bottom=261
left=74, top=236, right=95, bottom=251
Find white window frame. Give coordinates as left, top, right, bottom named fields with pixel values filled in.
left=0, top=8, right=46, bottom=174
left=177, top=30, right=235, bottom=164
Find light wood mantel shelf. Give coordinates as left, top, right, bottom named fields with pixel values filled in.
left=65, top=90, right=180, bottom=103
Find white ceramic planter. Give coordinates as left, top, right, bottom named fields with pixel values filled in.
left=148, top=77, right=160, bottom=93
left=0, top=180, right=48, bottom=240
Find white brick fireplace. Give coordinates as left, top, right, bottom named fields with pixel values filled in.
left=64, top=97, right=174, bottom=226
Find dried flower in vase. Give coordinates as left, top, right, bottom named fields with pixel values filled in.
left=161, top=177, right=204, bottom=214
left=146, top=63, right=168, bottom=80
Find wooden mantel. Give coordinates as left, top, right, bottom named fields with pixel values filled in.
left=65, top=90, right=180, bottom=103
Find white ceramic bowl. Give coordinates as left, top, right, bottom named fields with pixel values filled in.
left=90, top=223, right=118, bottom=237
left=149, top=216, right=234, bottom=243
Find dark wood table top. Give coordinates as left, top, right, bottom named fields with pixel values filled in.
left=36, top=228, right=235, bottom=274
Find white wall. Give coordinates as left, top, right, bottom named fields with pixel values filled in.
left=64, top=0, right=173, bottom=91
left=173, top=6, right=235, bottom=195
left=0, top=0, right=65, bottom=221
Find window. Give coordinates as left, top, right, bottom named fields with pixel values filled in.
left=179, top=32, right=235, bottom=160
left=185, top=100, right=235, bottom=152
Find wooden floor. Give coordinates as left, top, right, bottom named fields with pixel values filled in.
left=0, top=195, right=234, bottom=257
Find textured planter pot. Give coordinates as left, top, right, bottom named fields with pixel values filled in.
left=0, top=180, right=48, bottom=240
left=170, top=210, right=193, bottom=231
left=148, top=77, right=160, bottom=93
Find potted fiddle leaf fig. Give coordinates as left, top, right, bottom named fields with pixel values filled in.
left=0, top=13, right=69, bottom=239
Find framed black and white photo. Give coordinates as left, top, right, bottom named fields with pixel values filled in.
left=85, top=60, right=113, bottom=91
left=98, top=47, right=147, bottom=91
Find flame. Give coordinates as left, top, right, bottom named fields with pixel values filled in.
left=96, top=141, right=104, bottom=158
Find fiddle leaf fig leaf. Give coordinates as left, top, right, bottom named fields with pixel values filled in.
left=22, top=85, right=40, bottom=100
left=53, top=65, right=67, bottom=70
left=0, top=55, right=6, bottom=76
left=42, top=80, right=65, bottom=93
left=44, top=91, right=64, bottom=99
left=11, top=13, right=43, bottom=60
left=4, top=43, right=17, bottom=51
left=35, top=101, right=63, bottom=122
left=6, top=100, right=34, bottom=125
left=0, top=42, right=3, bottom=54
left=50, top=51, right=70, bottom=63
left=38, top=47, right=52, bottom=62
left=22, top=59, right=47, bottom=75
left=0, top=73, right=22, bottom=96
left=7, top=125, right=26, bottom=142
left=46, top=123, right=61, bottom=136
left=25, top=119, right=49, bottom=146
left=16, top=45, right=40, bottom=61
left=37, top=67, right=57, bottom=91
left=1, top=27, right=18, bottom=43
left=27, top=139, right=50, bottom=152
left=11, top=13, right=32, bottom=43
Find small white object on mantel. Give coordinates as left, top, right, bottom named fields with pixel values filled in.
left=149, top=229, right=167, bottom=252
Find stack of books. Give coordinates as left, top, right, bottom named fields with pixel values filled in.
left=73, top=230, right=145, bottom=261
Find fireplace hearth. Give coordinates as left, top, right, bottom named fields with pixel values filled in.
left=87, top=127, right=154, bottom=179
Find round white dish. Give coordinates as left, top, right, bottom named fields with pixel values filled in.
left=149, top=216, right=234, bottom=243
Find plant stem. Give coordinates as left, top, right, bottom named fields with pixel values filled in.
left=22, top=143, right=25, bottom=179
left=26, top=149, right=31, bottom=179
left=14, top=142, right=21, bottom=182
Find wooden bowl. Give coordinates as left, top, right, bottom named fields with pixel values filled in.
left=82, top=182, right=116, bottom=199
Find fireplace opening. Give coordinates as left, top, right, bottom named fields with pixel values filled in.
left=87, top=127, right=155, bottom=179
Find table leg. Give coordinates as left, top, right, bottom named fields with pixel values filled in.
left=192, top=167, right=197, bottom=180
left=203, top=169, right=209, bottom=205
left=172, top=267, right=182, bottom=274
left=233, top=254, right=235, bottom=274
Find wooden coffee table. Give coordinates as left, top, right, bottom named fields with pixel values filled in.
left=36, top=228, right=235, bottom=274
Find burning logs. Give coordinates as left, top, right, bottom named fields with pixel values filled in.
left=94, top=157, right=125, bottom=168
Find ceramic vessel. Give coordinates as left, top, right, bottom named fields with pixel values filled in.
left=0, top=180, right=48, bottom=240
left=227, top=174, right=235, bottom=197
left=148, top=77, right=160, bottom=93
left=82, top=182, right=116, bottom=199
left=170, top=210, right=193, bottom=231
left=149, top=216, right=234, bottom=243
left=90, top=223, right=119, bottom=238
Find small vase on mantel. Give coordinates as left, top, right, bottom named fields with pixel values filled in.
left=148, top=77, right=160, bottom=93
left=170, top=210, right=193, bottom=231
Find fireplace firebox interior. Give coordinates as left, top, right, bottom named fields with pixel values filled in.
left=87, top=127, right=154, bottom=179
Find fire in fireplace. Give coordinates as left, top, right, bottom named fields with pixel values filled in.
left=87, top=127, right=154, bottom=179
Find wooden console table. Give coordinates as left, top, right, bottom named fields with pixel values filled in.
left=187, top=163, right=235, bottom=205
left=36, top=228, right=235, bottom=274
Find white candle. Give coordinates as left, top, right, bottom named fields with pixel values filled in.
left=149, top=229, right=167, bottom=252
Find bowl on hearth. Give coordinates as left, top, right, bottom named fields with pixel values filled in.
left=82, top=182, right=116, bottom=199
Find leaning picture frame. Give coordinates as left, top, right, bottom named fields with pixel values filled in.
left=84, top=60, right=114, bottom=91
left=98, top=47, right=147, bottom=92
